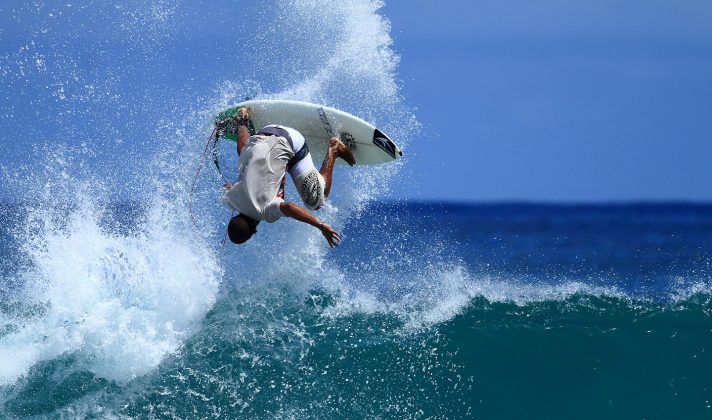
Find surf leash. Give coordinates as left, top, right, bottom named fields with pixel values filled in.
left=211, top=131, right=228, bottom=183
left=189, top=126, right=217, bottom=228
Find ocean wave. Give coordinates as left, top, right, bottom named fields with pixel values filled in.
left=0, top=0, right=414, bottom=410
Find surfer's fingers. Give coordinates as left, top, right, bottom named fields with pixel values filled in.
left=322, top=230, right=335, bottom=247
left=328, top=232, right=340, bottom=247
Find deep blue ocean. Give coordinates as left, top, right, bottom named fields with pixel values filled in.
left=1, top=201, right=711, bottom=418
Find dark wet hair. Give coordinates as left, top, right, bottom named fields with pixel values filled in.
left=227, top=214, right=258, bottom=244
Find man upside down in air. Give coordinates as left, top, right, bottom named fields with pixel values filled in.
left=218, top=106, right=356, bottom=247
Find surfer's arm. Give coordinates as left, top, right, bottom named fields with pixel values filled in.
left=279, top=201, right=340, bottom=248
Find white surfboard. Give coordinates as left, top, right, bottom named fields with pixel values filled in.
left=215, top=99, right=402, bottom=166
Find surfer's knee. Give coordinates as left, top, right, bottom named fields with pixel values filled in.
left=227, top=214, right=258, bottom=244
left=295, top=169, right=326, bottom=210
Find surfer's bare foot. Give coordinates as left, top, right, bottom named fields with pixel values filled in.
left=329, top=137, right=356, bottom=166
left=236, top=106, right=252, bottom=155
left=235, top=106, right=250, bottom=124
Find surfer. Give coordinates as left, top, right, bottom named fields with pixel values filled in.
left=219, top=107, right=356, bottom=247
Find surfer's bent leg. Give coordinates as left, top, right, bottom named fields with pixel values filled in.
left=292, top=137, right=354, bottom=211
left=319, top=137, right=356, bottom=198
left=294, top=169, right=326, bottom=210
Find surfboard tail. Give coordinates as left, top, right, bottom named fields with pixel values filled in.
left=372, top=129, right=402, bottom=159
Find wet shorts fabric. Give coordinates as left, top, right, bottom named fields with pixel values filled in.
left=294, top=168, right=326, bottom=210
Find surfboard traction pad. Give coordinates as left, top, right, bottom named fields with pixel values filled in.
left=214, top=105, right=250, bottom=141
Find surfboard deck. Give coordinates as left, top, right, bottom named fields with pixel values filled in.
left=215, top=99, right=402, bottom=166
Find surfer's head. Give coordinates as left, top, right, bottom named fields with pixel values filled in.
left=227, top=214, right=258, bottom=244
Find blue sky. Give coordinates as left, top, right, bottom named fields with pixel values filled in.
left=386, top=0, right=712, bottom=201
left=1, top=0, right=711, bottom=202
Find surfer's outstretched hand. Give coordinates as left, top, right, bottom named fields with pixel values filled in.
left=279, top=201, right=341, bottom=248
left=320, top=223, right=340, bottom=248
